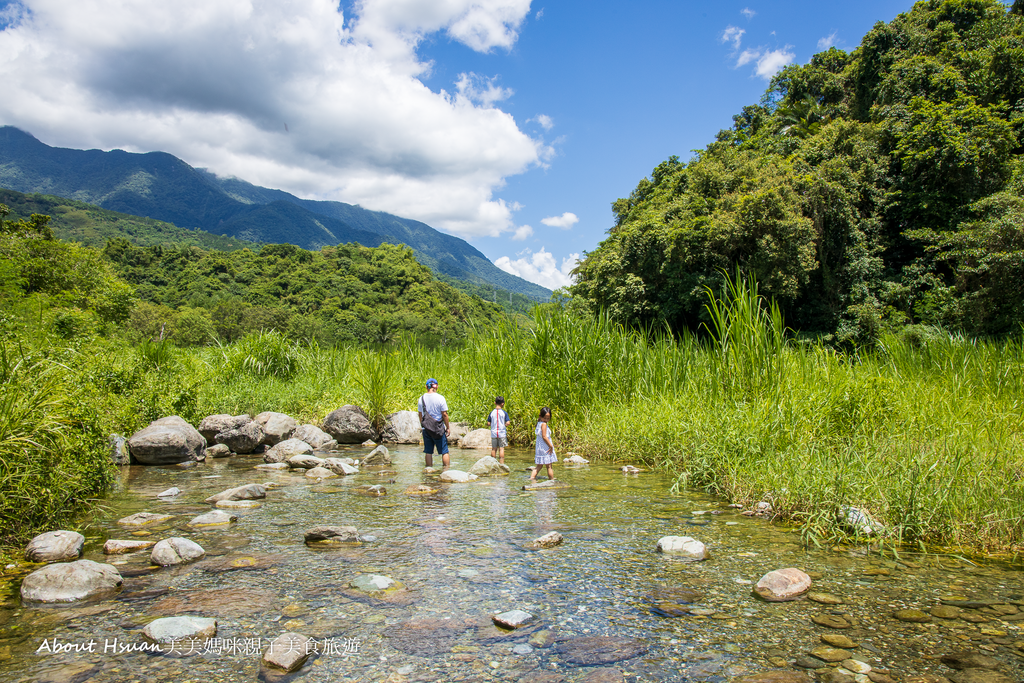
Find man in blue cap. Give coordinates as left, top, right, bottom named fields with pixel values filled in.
left=417, top=378, right=450, bottom=468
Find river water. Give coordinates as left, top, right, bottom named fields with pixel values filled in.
left=1, top=445, right=1022, bottom=683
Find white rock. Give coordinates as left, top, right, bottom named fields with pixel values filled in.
left=24, top=530, right=84, bottom=563
left=151, top=537, right=205, bottom=566
left=262, top=632, right=312, bottom=672
left=188, top=511, right=237, bottom=527
left=157, top=487, right=181, bottom=498
left=20, top=560, right=123, bottom=603
left=305, top=466, right=337, bottom=479
left=754, top=568, right=812, bottom=601
left=142, top=616, right=217, bottom=645
left=204, top=483, right=266, bottom=504
left=655, top=536, right=708, bottom=561
left=103, top=539, right=156, bottom=555
left=322, top=458, right=358, bottom=475
left=440, top=470, right=478, bottom=483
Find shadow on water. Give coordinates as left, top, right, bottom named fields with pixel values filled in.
left=1, top=444, right=1023, bottom=682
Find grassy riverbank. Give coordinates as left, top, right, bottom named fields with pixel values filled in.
left=2, top=280, right=1022, bottom=556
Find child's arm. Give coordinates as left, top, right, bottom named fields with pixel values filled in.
left=541, top=423, right=554, bottom=451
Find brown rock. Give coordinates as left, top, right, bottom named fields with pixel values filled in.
left=932, top=606, right=962, bottom=619
left=579, top=669, right=625, bottom=683
left=808, top=592, right=844, bottom=605
left=261, top=632, right=312, bottom=673
left=866, top=673, right=897, bottom=683
left=150, top=588, right=278, bottom=617
left=754, top=568, right=812, bottom=602
left=940, top=652, right=1001, bottom=670
left=555, top=636, right=647, bottom=665
left=893, top=609, right=931, bottom=623
left=821, top=634, right=857, bottom=648
left=809, top=646, right=852, bottom=662
left=947, top=672, right=1014, bottom=683
left=812, top=614, right=851, bottom=629
left=384, top=618, right=471, bottom=656
left=404, top=484, right=439, bottom=496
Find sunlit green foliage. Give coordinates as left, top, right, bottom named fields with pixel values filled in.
left=572, top=0, right=1024, bottom=341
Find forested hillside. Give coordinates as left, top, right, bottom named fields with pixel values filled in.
left=571, top=0, right=1024, bottom=342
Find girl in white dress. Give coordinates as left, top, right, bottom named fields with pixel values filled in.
left=530, top=407, right=556, bottom=482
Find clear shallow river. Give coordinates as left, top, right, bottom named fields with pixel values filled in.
left=1, top=445, right=1022, bottom=683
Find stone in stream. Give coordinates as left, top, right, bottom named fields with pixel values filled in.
left=458, top=428, right=491, bottom=449
left=840, top=505, right=884, bottom=536
left=530, top=531, right=563, bottom=549
left=322, top=458, right=358, bottom=475
left=291, top=423, right=336, bottom=450
left=404, top=484, right=439, bottom=496
left=842, top=659, right=872, bottom=675
left=754, top=568, right=812, bottom=601
left=151, top=538, right=206, bottom=566
left=206, top=443, right=231, bottom=458
left=128, top=416, right=207, bottom=465
left=353, top=484, right=386, bottom=497
left=646, top=587, right=703, bottom=617
left=157, top=487, right=181, bottom=498
left=522, top=479, right=570, bottom=491
left=820, top=674, right=855, bottom=683
left=288, top=454, right=325, bottom=469
left=216, top=499, right=261, bottom=509
left=809, top=646, right=852, bottom=662
left=20, top=559, right=123, bottom=603
left=932, top=605, right=962, bottom=619
left=215, top=421, right=264, bottom=454
left=350, top=574, right=400, bottom=595
left=188, top=511, right=237, bottom=527
left=322, top=405, right=376, bottom=444
left=118, top=512, right=174, bottom=527
left=655, top=536, right=708, bottom=561
left=198, top=414, right=250, bottom=441
left=893, top=609, right=931, bottom=623
left=109, top=434, right=130, bottom=466
left=733, top=674, right=813, bottom=683
left=813, top=614, right=852, bottom=629
left=384, top=618, right=472, bottom=656
left=24, top=530, right=84, bottom=563
left=255, top=462, right=290, bottom=471
left=795, top=656, right=828, bottom=669
left=940, top=652, right=1001, bottom=670
left=205, top=483, right=266, bottom=504
left=468, top=455, right=511, bottom=477
left=264, top=438, right=313, bottom=463
left=808, top=592, right=844, bottom=605
left=563, top=454, right=590, bottom=465
left=379, top=410, right=422, bottom=444
left=103, top=539, right=156, bottom=554
left=305, top=466, right=337, bottom=479
left=304, top=526, right=359, bottom=545
left=363, top=445, right=391, bottom=465
left=822, top=634, right=858, bottom=649
left=262, top=632, right=313, bottom=673
left=555, top=636, right=647, bottom=665
left=254, top=411, right=297, bottom=446
left=142, top=616, right=217, bottom=645
left=440, top=470, right=478, bottom=483
left=947, top=673, right=1014, bottom=683
left=492, top=610, right=534, bottom=629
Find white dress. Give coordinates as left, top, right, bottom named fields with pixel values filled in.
left=534, top=421, right=556, bottom=465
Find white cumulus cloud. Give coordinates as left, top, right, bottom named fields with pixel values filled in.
left=741, top=8, right=756, bottom=20
left=530, top=114, right=554, bottom=131
left=721, top=26, right=745, bottom=50
left=0, top=0, right=546, bottom=238
left=512, top=225, right=533, bottom=240
left=818, top=31, right=838, bottom=50
left=494, top=248, right=578, bottom=290
left=540, top=212, right=578, bottom=229
left=734, top=46, right=795, bottom=80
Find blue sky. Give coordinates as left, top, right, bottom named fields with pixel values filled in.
left=0, top=1, right=923, bottom=289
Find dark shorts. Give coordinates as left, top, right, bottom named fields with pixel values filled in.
left=423, top=430, right=449, bottom=455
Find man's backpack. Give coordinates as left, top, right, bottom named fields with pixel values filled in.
left=420, top=396, right=445, bottom=440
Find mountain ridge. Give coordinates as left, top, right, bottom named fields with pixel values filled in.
left=0, top=126, right=551, bottom=299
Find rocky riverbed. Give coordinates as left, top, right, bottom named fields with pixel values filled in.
left=1, top=443, right=1022, bottom=683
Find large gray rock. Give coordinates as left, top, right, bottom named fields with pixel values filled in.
left=255, top=411, right=297, bottom=446
left=449, top=422, right=471, bottom=443
left=656, top=536, right=708, bottom=561
left=440, top=470, right=478, bottom=483
left=215, top=421, right=264, bottom=454
left=151, top=537, right=206, bottom=566
left=20, top=559, right=123, bottom=603
left=204, top=483, right=266, bottom=504
left=262, top=632, right=313, bottom=673
left=198, top=414, right=250, bottom=442
left=128, top=416, right=206, bottom=465
left=142, top=616, right=217, bottom=645
left=323, top=458, right=359, bottom=475
left=188, top=511, right=238, bottom=527
left=291, top=424, right=336, bottom=450
left=108, top=434, right=130, bottom=466
left=206, top=443, right=231, bottom=458
left=288, top=454, right=325, bottom=469
left=322, top=405, right=376, bottom=444
left=380, top=411, right=422, bottom=444
left=103, top=539, right=157, bottom=555
left=459, top=428, right=491, bottom=449
left=264, top=438, right=314, bottom=463
left=755, top=568, right=812, bottom=602
left=363, top=445, right=391, bottom=465
left=25, top=530, right=84, bottom=563
left=468, top=455, right=510, bottom=477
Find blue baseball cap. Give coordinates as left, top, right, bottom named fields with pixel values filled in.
left=425, top=378, right=438, bottom=388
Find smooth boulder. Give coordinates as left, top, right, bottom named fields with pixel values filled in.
left=205, top=483, right=266, bottom=504
left=323, top=458, right=359, bottom=475
left=188, top=511, right=237, bottom=527
left=264, top=438, right=314, bottom=463
left=468, top=455, right=510, bottom=477
left=363, top=445, right=391, bottom=465
left=322, top=405, right=376, bottom=444
left=142, top=616, right=217, bottom=645
left=262, top=632, right=313, bottom=673
left=458, top=428, right=491, bottom=449
left=25, top=530, right=84, bottom=563
left=380, top=411, right=422, bottom=444
left=128, top=416, right=206, bottom=465
left=291, top=424, right=335, bottom=450
left=754, top=568, right=812, bottom=602
left=206, top=444, right=231, bottom=458
left=20, top=559, right=123, bottom=603
left=288, top=454, right=325, bottom=469
left=440, top=470, right=478, bottom=483
left=656, top=536, right=708, bottom=561
left=151, top=537, right=206, bottom=566
left=215, top=421, right=264, bottom=454
left=198, top=414, right=250, bottom=442
left=305, top=526, right=359, bottom=545
left=103, top=539, right=156, bottom=554
left=255, top=411, right=298, bottom=446
left=530, top=532, right=563, bottom=549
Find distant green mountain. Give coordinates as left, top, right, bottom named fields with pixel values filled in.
left=0, top=126, right=551, bottom=300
